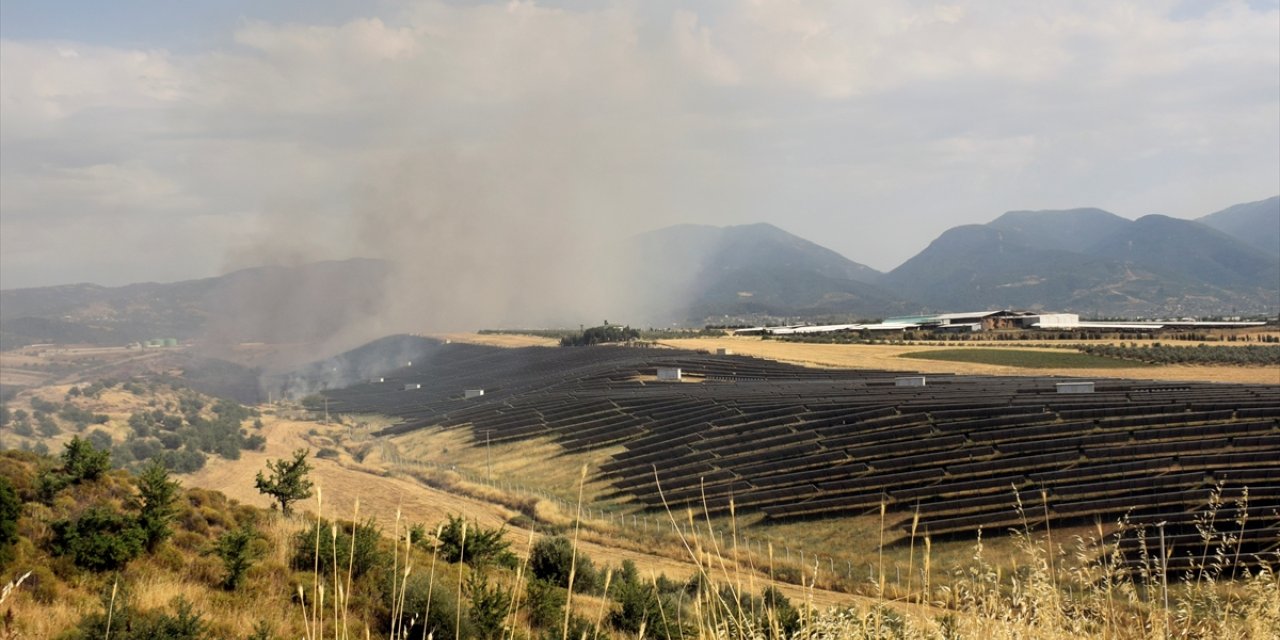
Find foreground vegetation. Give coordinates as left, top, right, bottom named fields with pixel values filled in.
left=3, top=438, right=1278, bottom=639
left=897, top=348, right=1147, bottom=369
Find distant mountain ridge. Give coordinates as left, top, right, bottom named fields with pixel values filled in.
left=3, top=197, right=1276, bottom=349
left=1197, top=196, right=1280, bottom=257
left=883, top=202, right=1279, bottom=316
left=0, top=259, right=393, bottom=349
left=627, top=222, right=908, bottom=322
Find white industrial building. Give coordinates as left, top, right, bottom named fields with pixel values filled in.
left=733, top=309, right=1266, bottom=337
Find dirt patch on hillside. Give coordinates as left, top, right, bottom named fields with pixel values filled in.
left=432, top=332, right=559, bottom=348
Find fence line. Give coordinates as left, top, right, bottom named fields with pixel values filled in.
left=377, top=443, right=865, bottom=582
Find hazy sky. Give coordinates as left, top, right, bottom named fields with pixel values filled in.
left=2, top=0, right=1278, bottom=290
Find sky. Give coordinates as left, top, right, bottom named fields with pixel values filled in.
left=2, top=0, right=1279, bottom=290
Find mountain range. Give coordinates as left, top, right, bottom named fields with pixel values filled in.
left=882, top=197, right=1279, bottom=316
left=1, top=196, right=1276, bottom=349
left=0, top=259, right=392, bottom=350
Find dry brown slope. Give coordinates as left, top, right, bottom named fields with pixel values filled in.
left=182, top=415, right=887, bottom=611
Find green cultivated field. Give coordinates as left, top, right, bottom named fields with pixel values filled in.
left=898, top=348, right=1149, bottom=368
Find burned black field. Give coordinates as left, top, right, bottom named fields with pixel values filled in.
left=320, top=339, right=1280, bottom=571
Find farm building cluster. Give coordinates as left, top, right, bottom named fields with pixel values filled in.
left=733, top=309, right=1268, bottom=336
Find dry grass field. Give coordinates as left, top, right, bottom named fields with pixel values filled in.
left=431, top=332, right=560, bottom=348
left=655, top=336, right=1280, bottom=384
left=181, top=414, right=877, bottom=611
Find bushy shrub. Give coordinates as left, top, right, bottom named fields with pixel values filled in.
left=467, top=572, right=512, bottom=640
left=58, top=589, right=206, bottom=640
left=212, top=522, right=261, bottom=590
left=59, top=436, right=111, bottom=483
left=525, top=579, right=565, bottom=630
left=49, top=506, right=145, bottom=571
left=392, top=572, right=468, bottom=640
left=131, top=459, right=180, bottom=551
left=0, top=476, right=19, bottom=565
left=293, top=517, right=383, bottom=580
left=433, top=514, right=516, bottom=568
left=529, top=535, right=599, bottom=593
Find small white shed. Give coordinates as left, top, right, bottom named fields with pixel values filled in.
left=404, top=383, right=421, bottom=391
left=895, top=376, right=927, bottom=387
left=464, top=389, right=485, bottom=399
left=656, top=367, right=683, bottom=381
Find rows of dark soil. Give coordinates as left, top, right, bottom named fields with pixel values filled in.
left=320, top=340, right=1280, bottom=569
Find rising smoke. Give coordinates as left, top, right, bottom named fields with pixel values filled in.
left=198, top=4, right=727, bottom=382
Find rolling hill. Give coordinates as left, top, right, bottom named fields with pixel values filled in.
left=626, top=223, right=908, bottom=322
left=883, top=203, right=1280, bottom=316
left=1198, top=195, right=1280, bottom=257
left=0, top=259, right=393, bottom=350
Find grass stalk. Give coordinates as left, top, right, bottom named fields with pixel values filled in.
left=313, top=488, right=324, bottom=640
left=455, top=521, right=467, bottom=640
left=104, top=577, right=118, bottom=640
left=906, top=506, right=920, bottom=604
left=561, top=464, right=587, bottom=640
left=345, top=497, right=360, bottom=640
left=391, top=506, right=402, bottom=640
left=422, top=523, right=443, bottom=640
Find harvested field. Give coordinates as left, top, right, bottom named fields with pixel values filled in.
left=433, top=332, right=559, bottom=348
left=657, top=337, right=1280, bottom=384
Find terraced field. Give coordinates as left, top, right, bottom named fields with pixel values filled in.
left=321, top=339, right=1280, bottom=572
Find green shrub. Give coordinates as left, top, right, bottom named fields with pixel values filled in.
left=525, top=579, right=565, bottom=629
left=466, top=572, right=511, bottom=640
left=59, top=436, right=111, bottom=483
left=292, top=517, right=383, bottom=580
left=131, top=459, right=180, bottom=551
left=49, top=506, right=144, bottom=572
left=58, top=590, right=206, bottom=640
left=433, top=514, right=516, bottom=568
left=529, top=535, right=599, bottom=593
left=212, top=522, right=261, bottom=590
left=392, top=572, right=468, bottom=640
left=0, top=476, right=19, bottom=565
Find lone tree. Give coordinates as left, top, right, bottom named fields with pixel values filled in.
left=254, top=448, right=313, bottom=516
left=131, top=459, right=180, bottom=551
left=61, top=436, right=111, bottom=483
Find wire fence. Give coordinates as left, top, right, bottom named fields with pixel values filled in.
left=378, top=443, right=880, bottom=584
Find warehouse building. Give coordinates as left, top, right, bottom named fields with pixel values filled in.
left=734, top=310, right=1265, bottom=336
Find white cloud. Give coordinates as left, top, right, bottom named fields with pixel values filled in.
left=0, top=0, right=1276, bottom=293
